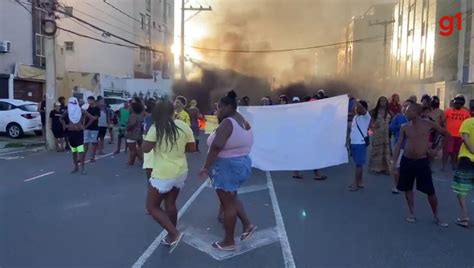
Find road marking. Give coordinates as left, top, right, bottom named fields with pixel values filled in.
left=182, top=226, right=280, bottom=261
left=24, top=171, right=55, bottom=182
left=266, top=171, right=296, bottom=268
left=238, top=184, right=268, bottom=194
left=84, top=152, right=114, bottom=164
left=132, top=179, right=210, bottom=268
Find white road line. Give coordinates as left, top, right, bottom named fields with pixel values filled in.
left=84, top=152, right=114, bottom=164
left=24, top=171, right=55, bottom=182
left=266, top=171, right=296, bottom=268
left=132, top=179, right=210, bottom=268
left=238, top=184, right=268, bottom=194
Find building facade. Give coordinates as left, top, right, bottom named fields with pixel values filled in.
left=390, top=0, right=460, bottom=82
left=339, top=3, right=396, bottom=79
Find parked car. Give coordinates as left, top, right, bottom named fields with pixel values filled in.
left=0, top=99, right=43, bottom=139
left=104, top=97, right=127, bottom=112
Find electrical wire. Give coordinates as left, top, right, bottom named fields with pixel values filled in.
left=186, top=36, right=387, bottom=53
left=102, top=0, right=141, bottom=24
left=12, top=0, right=31, bottom=14
left=57, top=26, right=138, bottom=49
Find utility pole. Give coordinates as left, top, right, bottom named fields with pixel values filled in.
left=369, top=19, right=395, bottom=81
left=41, top=0, right=58, bottom=150
left=180, top=1, right=211, bottom=81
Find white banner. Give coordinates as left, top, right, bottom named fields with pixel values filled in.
left=239, top=95, right=349, bottom=171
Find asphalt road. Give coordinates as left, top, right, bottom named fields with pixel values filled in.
left=0, top=141, right=473, bottom=268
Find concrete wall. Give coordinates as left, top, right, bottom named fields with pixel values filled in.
left=0, top=1, right=33, bottom=74
left=56, top=0, right=136, bottom=77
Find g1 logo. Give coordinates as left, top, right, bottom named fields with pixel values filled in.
left=439, top=12, right=462, bottom=37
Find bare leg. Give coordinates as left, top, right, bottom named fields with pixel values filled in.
left=216, top=189, right=237, bottom=247
left=355, top=166, right=363, bottom=187
left=71, top=153, right=79, bottom=173
left=78, top=152, right=85, bottom=174
left=109, top=128, right=114, bottom=143
left=114, top=136, right=122, bottom=154
left=98, top=137, right=105, bottom=155
left=146, top=186, right=179, bottom=242
left=54, top=138, right=60, bottom=152
left=128, top=143, right=137, bottom=166
left=392, top=169, right=400, bottom=193
left=457, top=194, right=469, bottom=220
left=84, top=143, right=89, bottom=159
left=451, top=153, right=459, bottom=170
left=91, top=143, right=98, bottom=161
left=314, top=169, right=327, bottom=180
left=164, top=187, right=180, bottom=227
left=235, top=196, right=252, bottom=232
left=404, top=191, right=415, bottom=219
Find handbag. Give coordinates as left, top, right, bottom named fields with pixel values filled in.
left=356, top=117, right=370, bottom=147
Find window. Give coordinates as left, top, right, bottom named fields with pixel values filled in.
left=140, top=13, right=145, bottom=29
left=65, top=41, right=74, bottom=51
left=0, top=102, right=11, bottom=111
left=35, top=33, right=45, bottom=57
left=18, top=104, right=38, bottom=112
left=146, top=0, right=151, bottom=12
left=421, top=21, right=426, bottom=36
left=146, top=14, right=151, bottom=31
left=164, top=2, right=171, bottom=23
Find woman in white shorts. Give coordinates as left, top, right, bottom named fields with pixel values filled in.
left=142, top=100, right=196, bottom=249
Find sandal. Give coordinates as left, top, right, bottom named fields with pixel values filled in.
left=314, top=175, right=328, bottom=181
left=357, top=184, right=365, bottom=189
left=455, top=218, right=470, bottom=228
left=433, top=220, right=449, bottom=228
left=169, top=232, right=184, bottom=253
left=212, top=241, right=235, bottom=251
left=406, top=216, right=416, bottom=223
left=348, top=185, right=359, bottom=192
left=241, top=225, right=258, bottom=241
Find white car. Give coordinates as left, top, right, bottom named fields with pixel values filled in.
left=104, top=97, right=127, bottom=112
left=0, top=99, right=43, bottom=139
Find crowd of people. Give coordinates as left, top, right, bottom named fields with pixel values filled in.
left=41, top=89, right=474, bottom=253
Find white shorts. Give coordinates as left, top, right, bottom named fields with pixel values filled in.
left=126, top=139, right=137, bottom=143
left=149, top=172, right=188, bottom=194
left=143, top=151, right=154, bottom=169
left=396, top=149, right=404, bottom=169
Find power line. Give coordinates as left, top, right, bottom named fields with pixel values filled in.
left=57, top=26, right=138, bottom=49
left=186, top=36, right=387, bottom=54
left=54, top=8, right=164, bottom=54
left=12, top=0, right=31, bottom=14
left=102, top=0, right=141, bottom=24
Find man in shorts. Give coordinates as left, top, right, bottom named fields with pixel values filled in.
left=393, top=103, right=449, bottom=227
left=452, top=116, right=474, bottom=228
left=348, top=100, right=370, bottom=191
left=443, top=95, right=470, bottom=170
left=83, top=96, right=100, bottom=162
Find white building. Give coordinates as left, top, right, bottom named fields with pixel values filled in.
left=56, top=0, right=173, bottom=78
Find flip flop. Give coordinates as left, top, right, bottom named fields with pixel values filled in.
left=406, top=216, right=416, bottom=223
left=292, top=175, right=303, bottom=179
left=212, top=241, right=235, bottom=251
left=357, top=184, right=365, bottom=189
left=455, top=218, right=470, bottom=228
left=348, top=185, right=359, bottom=192
left=314, top=175, right=328, bottom=181
left=161, top=236, right=171, bottom=246
left=241, top=225, right=258, bottom=241
left=169, top=232, right=184, bottom=253
left=433, top=220, right=449, bottom=228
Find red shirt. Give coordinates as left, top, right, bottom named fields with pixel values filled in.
left=388, top=102, right=401, bottom=116
left=445, top=108, right=471, bottom=137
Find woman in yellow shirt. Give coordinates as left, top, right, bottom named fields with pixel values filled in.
left=142, top=100, right=196, bottom=250
left=174, top=96, right=191, bottom=126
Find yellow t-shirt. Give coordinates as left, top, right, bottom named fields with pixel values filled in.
left=175, top=110, right=191, bottom=126
left=458, top=118, right=474, bottom=162
left=145, top=120, right=194, bottom=179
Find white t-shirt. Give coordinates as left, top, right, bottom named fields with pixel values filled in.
left=351, top=113, right=371, bottom=145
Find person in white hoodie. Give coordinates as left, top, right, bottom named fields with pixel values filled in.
left=60, top=97, right=96, bottom=175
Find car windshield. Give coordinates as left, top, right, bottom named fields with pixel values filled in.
left=105, top=98, right=125, bottom=105
left=18, top=104, right=38, bottom=112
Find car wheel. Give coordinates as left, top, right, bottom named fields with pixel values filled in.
left=7, top=123, right=24, bottom=139
left=34, top=130, right=43, bottom=136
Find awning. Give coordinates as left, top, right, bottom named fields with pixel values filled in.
left=15, top=64, right=45, bottom=81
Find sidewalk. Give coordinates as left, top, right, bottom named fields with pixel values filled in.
left=0, top=134, right=45, bottom=155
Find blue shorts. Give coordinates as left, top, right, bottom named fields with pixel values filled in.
left=83, top=130, right=99, bottom=144
left=210, top=156, right=252, bottom=192
left=351, top=144, right=367, bottom=167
